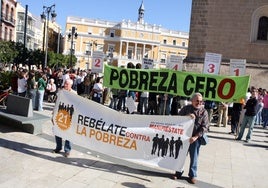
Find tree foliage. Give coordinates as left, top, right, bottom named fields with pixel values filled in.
left=0, top=41, right=77, bottom=69
left=0, top=41, right=18, bottom=67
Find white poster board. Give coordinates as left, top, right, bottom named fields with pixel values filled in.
left=229, top=59, right=246, bottom=76
left=167, top=55, right=183, bottom=71
left=203, top=52, right=222, bottom=75
left=91, top=51, right=104, bottom=73
left=142, top=58, right=154, bottom=69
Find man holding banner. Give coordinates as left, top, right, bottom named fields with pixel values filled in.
left=52, top=78, right=77, bottom=157
left=172, top=93, right=209, bottom=184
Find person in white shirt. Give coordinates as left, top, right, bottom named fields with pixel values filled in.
left=92, top=77, right=104, bottom=103
left=46, top=78, right=57, bottom=102
left=139, top=91, right=149, bottom=114
left=17, top=70, right=27, bottom=97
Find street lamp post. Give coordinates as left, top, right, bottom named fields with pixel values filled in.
left=41, top=4, right=56, bottom=69
left=83, top=40, right=97, bottom=70
left=68, top=26, right=78, bottom=68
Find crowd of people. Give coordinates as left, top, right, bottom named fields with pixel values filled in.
left=1, top=65, right=267, bottom=185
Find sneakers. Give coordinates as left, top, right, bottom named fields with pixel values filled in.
left=189, top=177, right=197, bottom=184
left=52, top=149, right=61, bottom=153
left=64, top=152, right=70, bottom=158
left=171, top=170, right=184, bottom=180
left=52, top=149, right=70, bottom=157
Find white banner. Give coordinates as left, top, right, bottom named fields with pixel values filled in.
left=52, top=90, right=194, bottom=171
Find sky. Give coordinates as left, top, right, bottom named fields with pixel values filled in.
left=17, top=0, right=192, bottom=33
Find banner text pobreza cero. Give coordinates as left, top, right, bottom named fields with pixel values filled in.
left=103, top=64, right=250, bottom=102
left=52, top=90, right=194, bottom=171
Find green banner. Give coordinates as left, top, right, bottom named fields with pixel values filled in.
left=103, top=64, right=250, bottom=102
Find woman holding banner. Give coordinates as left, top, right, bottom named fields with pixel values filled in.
left=172, top=92, right=209, bottom=184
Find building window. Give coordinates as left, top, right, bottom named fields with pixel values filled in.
left=251, top=5, right=268, bottom=42
left=85, top=43, right=91, bottom=55
left=128, top=49, right=133, bottom=59
left=9, top=29, right=12, bottom=41
left=96, top=44, right=103, bottom=51
left=160, top=53, right=166, bottom=63
left=137, top=48, right=142, bottom=60
left=163, top=39, right=167, bottom=44
left=11, top=8, right=14, bottom=23
left=4, top=27, right=7, bottom=40
left=182, top=41, right=186, bottom=47
left=88, top=27, right=92, bottom=35
left=173, top=40, right=176, bottom=45
left=110, top=29, right=115, bottom=37
left=257, top=16, right=268, bottom=40
left=5, top=4, right=9, bottom=20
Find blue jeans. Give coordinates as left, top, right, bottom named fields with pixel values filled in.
left=139, top=97, right=148, bottom=114
left=109, top=96, right=118, bottom=110
left=55, top=136, right=71, bottom=153
left=188, top=139, right=201, bottom=178
left=36, top=90, right=45, bottom=111
left=27, top=89, right=36, bottom=110
left=262, top=108, right=268, bottom=128
left=159, top=99, right=171, bottom=115
left=237, top=115, right=256, bottom=140
left=255, top=103, right=263, bottom=125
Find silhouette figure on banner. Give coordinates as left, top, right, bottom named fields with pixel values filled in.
left=58, top=102, right=74, bottom=120
left=157, top=135, right=165, bottom=157
left=175, top=137, right=183, bottom=159
left=162, top=138, right=169, bottom=157
left=151, top=134, right=159, bottom=155
left=169, top=136, right=175, bottom=157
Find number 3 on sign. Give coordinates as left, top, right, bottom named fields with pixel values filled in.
left=94, top=58, right=101, bottom=67
left=207, top=63, right=215, bottom=73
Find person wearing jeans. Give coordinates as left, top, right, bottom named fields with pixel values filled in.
left=52, top=78, right=77, bottom=157
left=262, top=89, right=268, bottom=129
left=236, top=89, right=258, bottom=142
left=35, top=73, right=47, bottom=111
left=172, top=93, right=209, bottom=184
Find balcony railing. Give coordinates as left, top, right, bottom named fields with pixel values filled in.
left=1, top=13, right=16, bottom=25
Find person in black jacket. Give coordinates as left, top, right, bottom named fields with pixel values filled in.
left=236, top=89, right=258, bottom=142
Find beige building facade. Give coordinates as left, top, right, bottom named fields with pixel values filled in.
left=63, top=1, right=188, bottom=71
left=63, top=17, right=188, bottom=70
left=186, top=0, right=268, bottom=88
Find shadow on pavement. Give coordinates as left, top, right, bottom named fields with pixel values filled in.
left=0, top=136, right=170, bottom=182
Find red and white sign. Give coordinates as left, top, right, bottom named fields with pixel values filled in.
left=91, top=51, right=104, bottom=73
left=167, top=55, right=183, bottom=71
left=203, top=52, right=222, bottom=75
left=229, top=59, right=246, bottom=76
